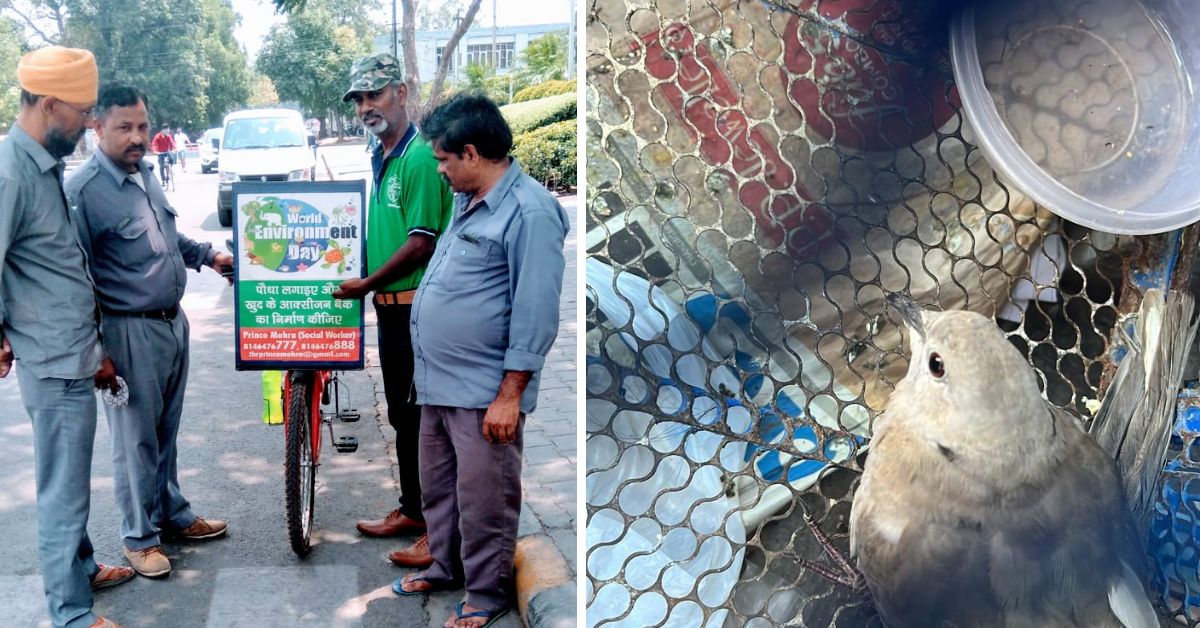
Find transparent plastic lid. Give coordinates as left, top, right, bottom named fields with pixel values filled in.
left=950, top=0, right=1200, bottom=235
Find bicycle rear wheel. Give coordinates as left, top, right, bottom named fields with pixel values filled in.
left=284, top=371, right=317, bottom=556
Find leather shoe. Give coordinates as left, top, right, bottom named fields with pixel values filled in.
left=124, top=545, right=171, bottom=578
left=90, top=564, right=135, bottom=591
left=388, top=533, right=433, bottom=568
left=172, top=516, right=227, bottom=540
left=357, top=508, right=426, bottom=537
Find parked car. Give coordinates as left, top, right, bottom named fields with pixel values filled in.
left=199, top=127, right=221, bottom=173
left=216, top=109, right=316, bottom=227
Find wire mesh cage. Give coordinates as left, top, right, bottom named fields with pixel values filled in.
left=584, top=0, right=1200, bottom=625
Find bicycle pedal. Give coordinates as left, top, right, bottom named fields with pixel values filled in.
left=334, top=436, right=358, bottom=453
left=337, top=409, right=360, bottom=423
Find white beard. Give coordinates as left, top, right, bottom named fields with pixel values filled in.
left=365, top=119, right=389, bottom=136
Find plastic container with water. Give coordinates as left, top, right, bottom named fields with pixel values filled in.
left=950, top=0, right=1200, bottom=235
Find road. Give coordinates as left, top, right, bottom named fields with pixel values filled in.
left=0, top=142, right=567, bottom=628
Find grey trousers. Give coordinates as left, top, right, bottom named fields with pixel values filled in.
left=419, top=405, right=524, bottom=611
left=17, top=372, right=101, bottom=628
left=102, top=311, right=196, bottom=549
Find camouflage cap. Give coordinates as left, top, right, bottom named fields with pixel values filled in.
left=342, top=52, right=404, bottom=102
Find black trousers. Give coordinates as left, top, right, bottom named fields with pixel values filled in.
left=375, top=302, right=423, bottom=521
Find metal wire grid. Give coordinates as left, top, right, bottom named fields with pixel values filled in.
left=583, top=0, right=1145, bottom=625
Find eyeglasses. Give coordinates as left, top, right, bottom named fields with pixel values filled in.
left=58, top=101, right=96, bottom=120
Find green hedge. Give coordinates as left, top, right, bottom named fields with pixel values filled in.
left=512, top=79, right=575, bottom=103
left=512, top=119, right=576, bottom=191
left=500, top=92, right=576, bottom=136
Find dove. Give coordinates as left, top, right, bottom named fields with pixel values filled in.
left=848, top=295, right=1158, bottom=627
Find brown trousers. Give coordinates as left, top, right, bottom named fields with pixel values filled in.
left=419, top=405, right=524, bottom=611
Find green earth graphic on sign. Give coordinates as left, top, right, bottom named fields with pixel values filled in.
left=241, top=196, right=355, bottom=273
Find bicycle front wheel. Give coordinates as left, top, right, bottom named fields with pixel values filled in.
left=284, top=371, right=317, bottom=556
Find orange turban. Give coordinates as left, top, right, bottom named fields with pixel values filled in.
left=17, top=46, right=98, bottom=105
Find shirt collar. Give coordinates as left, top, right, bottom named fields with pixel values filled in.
left=371, top=122, right=417, bottom=189
left=9, top=124, right=62, bottom=174
left=467, top=158, right=521, bottom=213
left=373, top=122, right=418, bottom=161
left=93, top=147, right=146, bottom=186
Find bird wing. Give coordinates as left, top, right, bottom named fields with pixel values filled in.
left=1108, top=560, right=1159, bottom=628
left=1031, top=405, right=1157, bottom=627
left=1089, top=288, right=1197, bottom=539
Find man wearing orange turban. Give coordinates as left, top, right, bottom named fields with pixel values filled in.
left=0, top=46, right=132, bottom=628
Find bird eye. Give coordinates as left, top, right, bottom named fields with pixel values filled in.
left=928, top=353, right=945, bottom=379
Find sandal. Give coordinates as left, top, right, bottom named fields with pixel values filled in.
left=452, top=601, right=511, bottom=628
left=392, top=572, right=459, bottom=596
left=90, top=564, right=135, bottom=590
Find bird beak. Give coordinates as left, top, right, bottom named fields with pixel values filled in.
left=887, top=292, right=925, bottom=340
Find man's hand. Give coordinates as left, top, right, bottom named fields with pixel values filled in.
left=482, top=371, right=532, bottom=445
left=212, top=252, right=234, bottom=285
left=0, top=337, right=12, bottom=378
left=333, top=277, right=370, bottom=300
left=482, top=395, right=521, bottom=445
left=94, top=357, right=119, bottom=394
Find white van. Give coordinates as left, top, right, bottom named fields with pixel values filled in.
left=199, top=127, right=221, bottom=174
left=216, top=108, right=316, bottom=227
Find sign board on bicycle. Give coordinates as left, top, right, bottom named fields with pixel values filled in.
left=232, top=180, right=366, bottom=370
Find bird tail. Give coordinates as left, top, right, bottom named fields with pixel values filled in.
left=1108, top=560, right=1159, bottom=628
left=1089, top=288, right=1198, bottom=540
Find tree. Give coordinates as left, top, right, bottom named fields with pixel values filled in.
left=67, top=0, right=211, bottom=130
left=462, top=61, right=490, bottom=91
left=3, top=0, right=251, bottom=131
left=272, top=0, right=482, bottom=117
left=520, top=32, right=567, bottom=84
left=256, top=0, right=372, bottom=137
left=198, top=0, right=251, bottom=126
left=247, top=73, right=280, bottom=108
left=0, top=17, right=24, bottom=130
left=459, top=62, right=516, bottom=106
left=415, top=0, right=465, bottom=30
left=0, top=0, right=68, bottom=45
left=404, top=0, right=481, bottom=116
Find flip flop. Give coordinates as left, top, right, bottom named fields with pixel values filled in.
left=392, top=572, right=459, bottom=596
left=453, top=601, right=511, bottom=628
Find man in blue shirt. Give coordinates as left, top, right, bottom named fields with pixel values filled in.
left=65, top=83, right=233, bottom=582
left=396, top=93, right=568, bottom=628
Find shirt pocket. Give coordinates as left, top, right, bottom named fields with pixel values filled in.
left=112, top=216, right=155, bottom=268
left=436, top=235, right=494, bottom=291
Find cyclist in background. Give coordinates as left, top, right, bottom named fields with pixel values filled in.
left=150, top=123, right=175, bottom=185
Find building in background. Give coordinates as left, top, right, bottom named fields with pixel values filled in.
left=376, top=22, right=569, bottom=83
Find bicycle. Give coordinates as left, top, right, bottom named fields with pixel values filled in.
left=158, top=153, right=175, bottom=191
left=281, top=366, right=360, bottom=556
left=223, top=239, right=362, bottom=556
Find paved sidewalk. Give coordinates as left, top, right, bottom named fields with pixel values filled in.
left=362, top=194, right=578, bottom=626
left=0, top=158, right=575, bottom=628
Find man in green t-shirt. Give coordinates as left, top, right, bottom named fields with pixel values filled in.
left=333, top=52, right=453, bottom=569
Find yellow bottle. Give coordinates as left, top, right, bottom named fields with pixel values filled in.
left=262, top=370, right=283, bottom=425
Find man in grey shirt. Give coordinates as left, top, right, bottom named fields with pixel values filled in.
left=65, top=83, right=233, bottom=581
left=397, top=93, right=568, bottom=628
left=1, top=47, right=132, bottom=628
